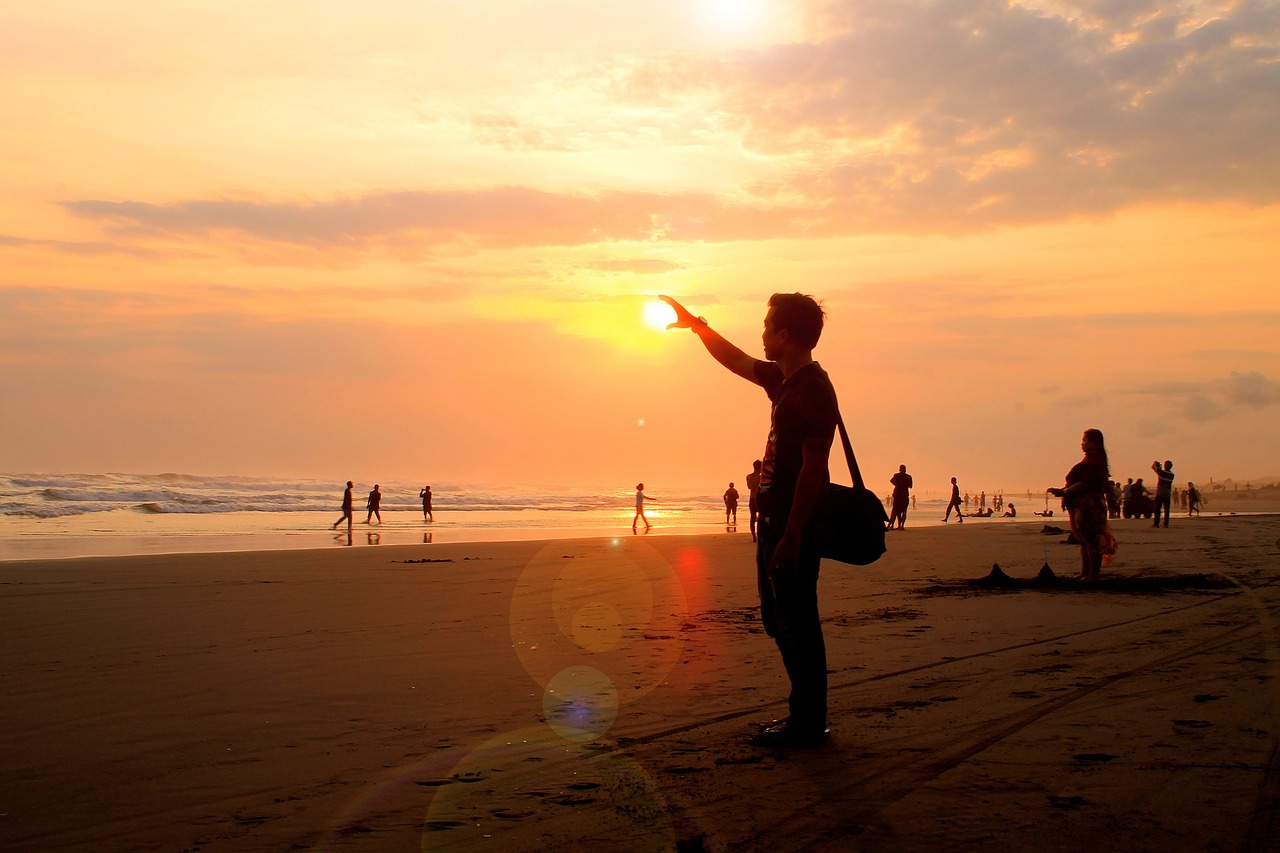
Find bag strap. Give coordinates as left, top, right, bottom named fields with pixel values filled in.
left=835, top=411, right=866, bottom=490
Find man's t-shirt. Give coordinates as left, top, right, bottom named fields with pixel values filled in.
left=891, top=472, right=913, bottom=498
left=752, top=360, right=838, bottom=520
left=1154, top=468, right=1175, bottom=497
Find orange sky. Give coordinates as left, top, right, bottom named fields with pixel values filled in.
left=2, top=0, right=1278, bottom=497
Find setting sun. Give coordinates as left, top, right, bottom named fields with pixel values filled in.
left=643, top=299, right=677, bottom=332
left=704, top=0, right=763, bottom=33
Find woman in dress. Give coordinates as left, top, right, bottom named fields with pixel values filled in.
left=1048, top=428, right=1118, bottom=582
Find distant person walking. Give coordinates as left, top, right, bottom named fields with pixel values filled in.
left=889, top=464, right=913, bottom=530
left=1048, top=428, right=1118, bottom=582
left=365, top=484, right=382, bottom=524
left=1187, top=482, right=1203, bottom=517
left=633, top=483, right=655, bottom=531
left=419, top=485, right=433, bottom=522
left=1152, top=460, right=1175, bottom=527
left=943, top=477, right=964, bottom=523
left=724, top=482, right=740, bottom=524
left=332, top=480, right=355, bottom=530
left=746, top=460, right=762, bottom=542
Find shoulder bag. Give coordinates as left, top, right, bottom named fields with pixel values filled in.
left=807, top=410, right=889, bottom=565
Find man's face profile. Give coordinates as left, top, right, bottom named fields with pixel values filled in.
left=762, top=307, right=785, bottom=360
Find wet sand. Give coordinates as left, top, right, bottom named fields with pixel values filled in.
left=2, top=512, right=1279, bottom=851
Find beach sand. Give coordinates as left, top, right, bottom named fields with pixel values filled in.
left=3, top=512, right=1280, bottom=851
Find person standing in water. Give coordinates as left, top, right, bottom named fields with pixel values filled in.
left=419, top=485, right=433, bottom=522
left=332, top=480, right=354, bottom=530
left=365, top=484, right=382, bottom=524
left=633, top=483, right=656, bottom=531
left=724, top=482, right=740, bottom=524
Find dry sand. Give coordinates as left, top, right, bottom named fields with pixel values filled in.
left=3, top=512, right=1280, bottom=852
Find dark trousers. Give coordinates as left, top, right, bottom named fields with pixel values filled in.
left=1154, top=493, right=1171, bottom=525
left=756, top=515, right=827, bottom=732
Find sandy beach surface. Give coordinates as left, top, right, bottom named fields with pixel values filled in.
left=3, top=510, right=1280, bottom=852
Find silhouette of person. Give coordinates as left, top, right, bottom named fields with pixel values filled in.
left=746, top=460, right=762, bottom=542
left=724, top=482, right=740, bottom=524
left=1131, top=477, right=1148, bottom=502
left=943, top=477, right=964, bottom=523
left=1048, top=428, right=1118, bottom=582
left=1152, top=460, right=1174, bottom=528
left=1187, top=482, right=1202, bottom=516
left=663, top=292, right=837, bottom=748
left=633, top=483, right=655, bottom=531
left=365, top=484, right=382, bottom=524
left=889, top=464, right=912, bottom=529
left=332, top=480, right=355, bottom=530
left=1003, top=503, right=1016, bottom=517
left=419, top=485, right=433, bottom=522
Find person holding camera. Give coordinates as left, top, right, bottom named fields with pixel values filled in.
left=1152, top=460, right=1175, bottom=528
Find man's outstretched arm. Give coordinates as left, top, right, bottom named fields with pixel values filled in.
left=660, top=295, right=759, bottom=382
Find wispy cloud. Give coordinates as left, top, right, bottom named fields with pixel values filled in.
left=62, top=189, right=812, bottom=250
left=585, top=258, right=683, bottom=274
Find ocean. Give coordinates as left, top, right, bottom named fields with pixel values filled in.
left=0, top=472, right=751, bottom=560
left=0, top=471, right=1044, bottom=561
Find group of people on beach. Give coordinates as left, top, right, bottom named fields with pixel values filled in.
left=1109, top=469, right=1203, bottom=520
left=331, top=482, right=434, bottom=530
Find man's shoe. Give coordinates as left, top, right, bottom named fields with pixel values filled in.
left=749, top=721, right=829, bottom=748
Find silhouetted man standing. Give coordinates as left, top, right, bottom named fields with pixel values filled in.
left=724, top=482, right=739, bottom=524
left=746, top=460, right=762, bottom=542
left=662, top=293, right=837, bottom=748
left=889, top=464, right=913, bottom=529
left=1152, top=460, right=1174, bottom=527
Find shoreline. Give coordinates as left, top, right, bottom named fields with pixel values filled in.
left=2, top=498, right=1276, bottom=562
left=4, top=515, right=1280, bottom=850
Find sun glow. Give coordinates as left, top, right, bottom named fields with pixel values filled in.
left=643, top=300, right=677, bottom=332
left=704, top=0, right=764, bottom=34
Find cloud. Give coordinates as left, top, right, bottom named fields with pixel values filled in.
left=50, top=1, right=1280, bottom=253
left=659, top=0, right=1280, bottom=231
left=1227, top=370, right=1280, bottom=408
left=0, top=234, right=149, bottom=257
left=1133, top=369, right=1280, bottom=422
left=470, top=115, right=571, bottom=153
left=586, top=258, right=682, bottom=274
left=1186, top=394, right=1222, bottom=422
left=63, top=188, right=817, bottom=250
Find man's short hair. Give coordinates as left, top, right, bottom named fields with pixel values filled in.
left=768, top=292, right=825, bottom=349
